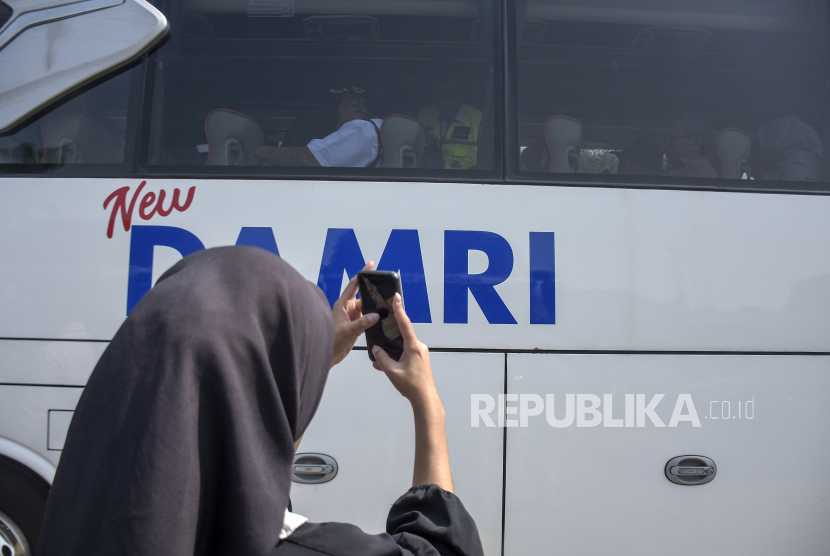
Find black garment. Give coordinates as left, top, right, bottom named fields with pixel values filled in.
left=38, top=246, right=334, bottom=556
left=274, top=485, right=484, bottom=556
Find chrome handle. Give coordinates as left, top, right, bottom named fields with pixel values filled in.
left=293, top=465, right=334, bottom=474
left=670, top=466, right=714, bottom=476
left=665, top=456, right=717, bottom=485
left=292, top=453, right=338, bottom=484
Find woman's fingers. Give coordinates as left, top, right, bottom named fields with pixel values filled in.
left=345, top=313, right=378, bottom=336
left=330, top=262, right=377, bottom=368
left=391, top=294, right=418, bottom=347
left=338, top=274, right=360, bottom=306
left=334, top=261, right=375, bottom=310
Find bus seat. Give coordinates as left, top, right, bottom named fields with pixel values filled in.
left=381, top=115, right=425, bottom=168
left=544, top=115, right=583, bottom=173
left=41, top=110, right=122, bottom=164
left=717, top=128, right=752, bottom=179
left=205, top=109, right=265, bottom=166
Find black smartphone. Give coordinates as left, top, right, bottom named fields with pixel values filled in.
left=357, top=270, right=404, bottom=362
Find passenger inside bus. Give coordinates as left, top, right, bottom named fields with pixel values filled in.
left=660, top=112, right=718, bottom=179
left=37, top=247, right=485, bottom=556
left=418, top=69, right=483, bottom=170
left=254, top=86, right=384, bottom=167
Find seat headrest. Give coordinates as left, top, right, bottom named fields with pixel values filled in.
left=716, top=128, right=752, bottom=179
left=205, top=109, right=265, bottom=166
left=544, top=115, right=583, bottom=173
left=381, top=115, right=426, bottom=168
left=41, top=110, right=122, bottom=164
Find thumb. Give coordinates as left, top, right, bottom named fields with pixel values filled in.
left=372, top=345, right=398, bottom=372
left=345, top=312, right=379, bottom=335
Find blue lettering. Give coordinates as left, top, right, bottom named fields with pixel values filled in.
left=444, top=231, right=517, bottom=324
left=124, top=226, right=551, bottom=326
left=317, top=229, right=365, bottom=308
left=127, top=225, right=205, bottom=314
left=377, top=230, right=431, bottom=323
left=316, top=228, right=432, bottom=322
left=235, top=227, right=281, bottom=257
left=529, top=232, right=556, bottom=324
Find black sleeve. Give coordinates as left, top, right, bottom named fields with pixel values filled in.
left=273, top=522, right=410, bottom=556
left=272, top=486, right=484, bottom=556
left=386, top=485, right=485, bottom=556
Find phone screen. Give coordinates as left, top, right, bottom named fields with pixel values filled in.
left=357, top=271, right=404, bottom=362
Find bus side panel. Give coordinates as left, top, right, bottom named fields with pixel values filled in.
left=292, top=352, right=504, bottom=556
left=1, top=179, right=830, bottom=352
left=0, top=385, right=83, bottom=468
left=0, top=339, right=104, bottom=387
left=503, top=354, right=830, bottom=555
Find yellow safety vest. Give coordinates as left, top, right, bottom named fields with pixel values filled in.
left=417, top=104, right=483, bottom=170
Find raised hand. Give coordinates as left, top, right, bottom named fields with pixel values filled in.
left=372, top=294, right=453, bottom=492
left=371, top=294, right=436, bottom=404
left=330, top=262, right=378, bottom=368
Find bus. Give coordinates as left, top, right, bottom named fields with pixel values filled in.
left=2, top=0, right=830, bottom=554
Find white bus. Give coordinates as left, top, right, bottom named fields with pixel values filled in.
left=2, top=0, right=830, bottom=554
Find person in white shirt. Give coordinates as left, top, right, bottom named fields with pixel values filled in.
left=254, top=86, right=383, bottom=167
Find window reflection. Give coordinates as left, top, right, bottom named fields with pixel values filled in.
left=0, top=68, right=136, bottom=168
left=148, top=0, right=497, bottom=175
left=515, top=0, right=830, bottom=187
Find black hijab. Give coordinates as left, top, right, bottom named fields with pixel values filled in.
left=38, top=246, right=334, bottom=556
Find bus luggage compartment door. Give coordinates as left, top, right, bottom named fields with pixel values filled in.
left=503, top=353, right=830, bottom=555
left=290, top=351, right=504, bottom=556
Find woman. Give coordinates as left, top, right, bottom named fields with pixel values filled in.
left=37, top=246, right=483, bottom=556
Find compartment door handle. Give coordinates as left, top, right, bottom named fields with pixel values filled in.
left=670, top=466, right=714, bottom=476
left=293, top=465, right=334, bottom=474
left=292, top=453, right=338, bottom=484
left=665, top=455, right=717, bottom=485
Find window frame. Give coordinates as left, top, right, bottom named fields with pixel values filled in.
left=132, top=0, right=505, bottom=183
left=0, top=60, right=147, bottom=176
left=3, top=0, right=830, bottom=197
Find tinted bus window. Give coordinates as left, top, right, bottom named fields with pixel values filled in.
left=0, top=66, right=141, bottom=172
left=145, top=0, right=500, bottom=178
left=513, top=0, right=830, bottom=191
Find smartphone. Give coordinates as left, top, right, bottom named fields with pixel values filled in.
left=357, top=270, right=404, bottom=362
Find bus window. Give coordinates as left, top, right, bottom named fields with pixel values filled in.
left=144, top=0, right=501, bottom=178
left=513, top=0, right=830, bottom=191
left=0, top=66, right=140, bottom=170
